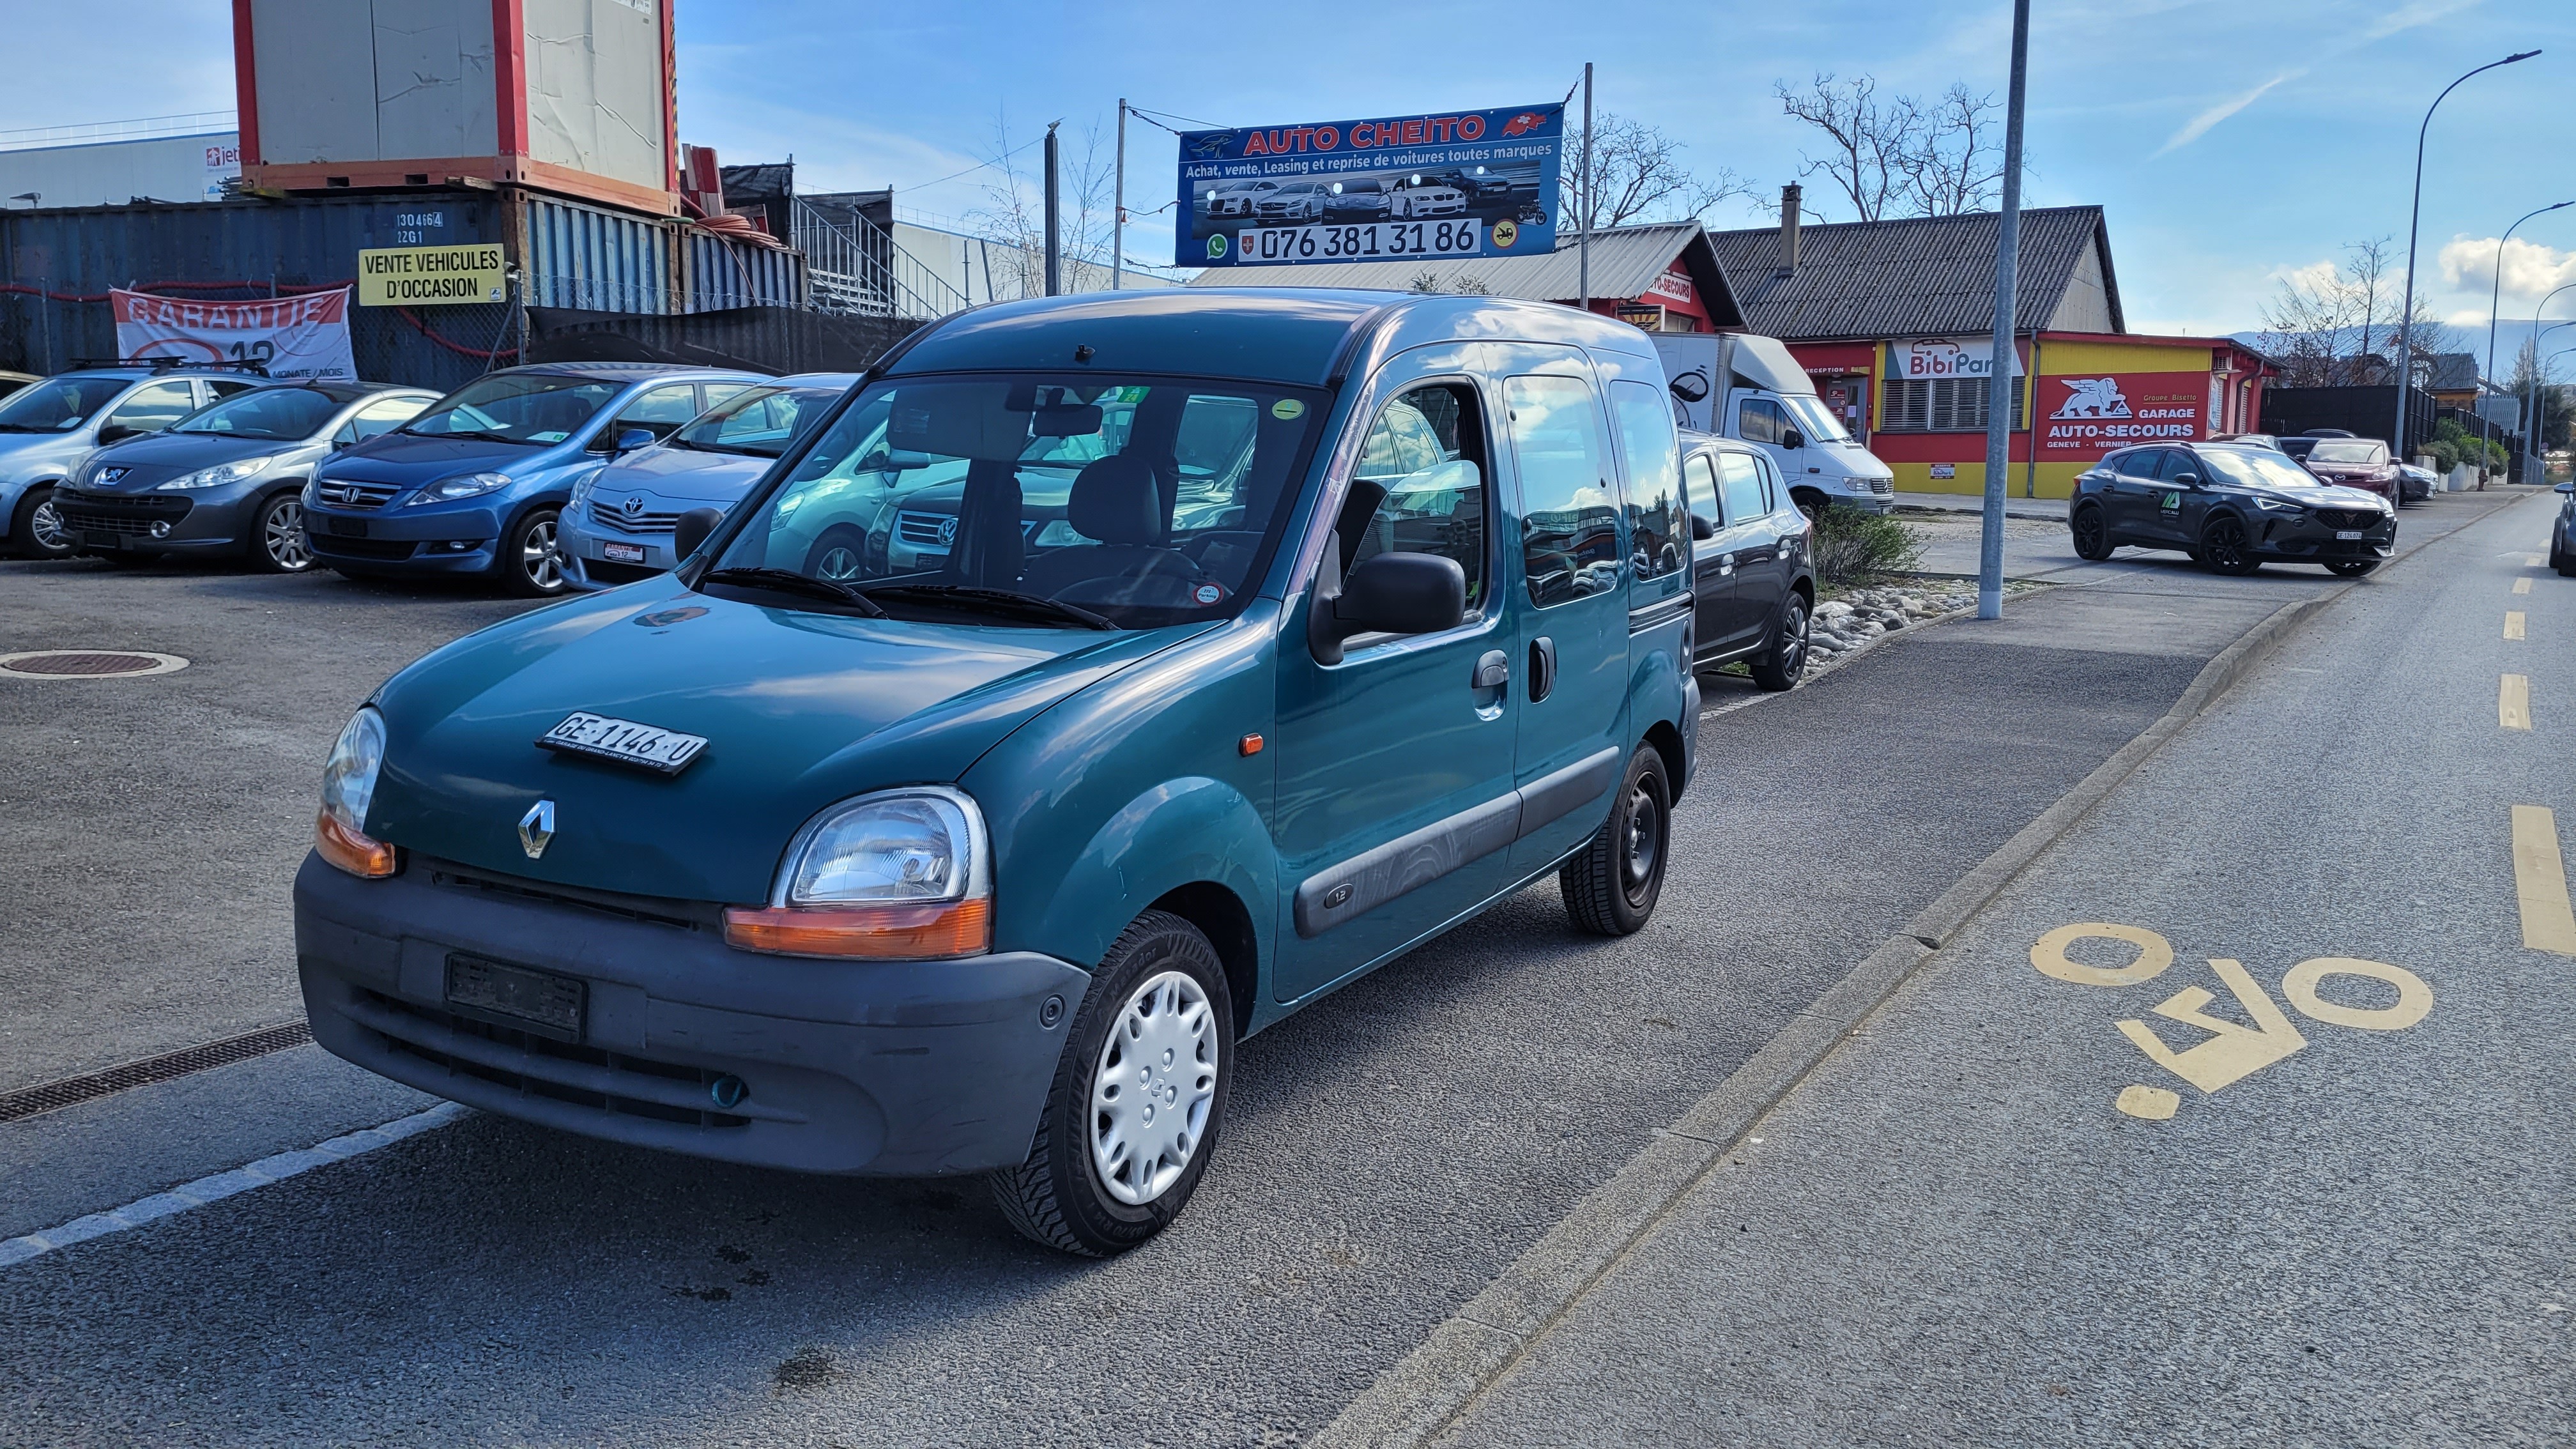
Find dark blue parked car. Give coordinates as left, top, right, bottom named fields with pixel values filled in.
left=302, top=362, right=765, bottom=595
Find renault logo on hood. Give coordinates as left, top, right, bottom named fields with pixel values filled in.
left=518, top=799, right=556, bottom=859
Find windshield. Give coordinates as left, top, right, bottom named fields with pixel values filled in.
left=1779, top=392, right=1853, bottom=443
left=2306, top=440, right=2387, bottom=464
left=0, top=376, right=130, bottom=433
left=172, top=387, right=341, bottom=440
left=708, top=372, right=1325, bottom=630
left=401, top=373, right=624, bottom=445
left=673, top=385, right=842, bottom=458
left=2201, top=447, right=2334, bottom=492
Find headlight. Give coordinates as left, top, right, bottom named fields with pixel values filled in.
left=157, top=454, right=282, bottom=491
left=407, top=471, right=511, bottom=505
left=2254, top=496, right=2304, bottom=513
left=314, top=707, right=395, bottom=878
left=568, top=472, right=598, bottom=508
left=723, top=786, right=992, bottom=958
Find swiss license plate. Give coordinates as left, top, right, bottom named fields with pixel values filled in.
left=537, top=710, right=709, bottom=774
left=326, top=517, right=368, bottom=537
left=83, top=531, right=122, bottom=549
left=2335, top=530, right=2364, bottom=540
left=602, top=541, right=647, bottom=564
left=445, top=953, right=585, bottom=1040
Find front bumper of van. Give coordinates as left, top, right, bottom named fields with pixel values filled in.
left=293, top=852, right=1087, bottom=1177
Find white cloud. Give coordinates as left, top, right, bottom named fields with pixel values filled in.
left=2437, top=235, right=2576, bottom=302
left=2153, top=70, right=2303, bottom=157
left=2359, top=0, right=2485, bottom=42
left=2269, top=257, right=2342, bottom=293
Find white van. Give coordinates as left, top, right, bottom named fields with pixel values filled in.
left=1652, top=333, right=1896, bottom=518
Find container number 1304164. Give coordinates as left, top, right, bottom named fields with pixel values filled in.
left=1239, top=221, right=1482, bottom=263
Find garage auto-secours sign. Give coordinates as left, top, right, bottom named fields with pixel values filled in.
left=1179, top=105, right=1562, bottom=268
left=2037, top=371, right=2209, bottom=457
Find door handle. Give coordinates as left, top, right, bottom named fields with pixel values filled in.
left=1528, top=636, right=1556, bottom=703
left=1473, top=650, right=1510, bottom=691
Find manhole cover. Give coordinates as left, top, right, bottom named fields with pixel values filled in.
left=0, top=650, right=190, bottom=680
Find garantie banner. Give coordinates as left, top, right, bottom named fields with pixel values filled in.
left=111, top=288, right=358, bottom=382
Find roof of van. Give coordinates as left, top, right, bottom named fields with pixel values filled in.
left=885, top=288, right=1654, bottom=387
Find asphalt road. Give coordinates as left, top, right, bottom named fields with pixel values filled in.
left=1430, top=490, right=2574, bottom=1446
left=0, top=493, right=2531, bottom=1446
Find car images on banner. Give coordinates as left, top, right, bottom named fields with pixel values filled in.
left=1179, top=104, right=1563, bottom=269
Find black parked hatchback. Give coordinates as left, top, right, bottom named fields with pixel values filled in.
left=2068, top=441, right=2396, bottom=577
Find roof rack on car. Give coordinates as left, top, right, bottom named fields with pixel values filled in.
left=66, top=356, right=272, bottom=376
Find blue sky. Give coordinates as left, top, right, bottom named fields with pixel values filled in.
left=13, top=2, right=2576, bottom=368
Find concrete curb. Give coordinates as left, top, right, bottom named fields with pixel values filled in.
left=1308, top=594, right=2331, bottom=1449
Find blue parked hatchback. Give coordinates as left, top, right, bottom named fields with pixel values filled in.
left=294, top=289, right=1699, bottom=1254
left=302, top=362, right=765, bottom=595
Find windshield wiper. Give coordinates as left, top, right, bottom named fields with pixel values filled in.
left=399, top=425, right=533, bottom=445
left=0, top=422, right=64, bottom=433
left=700, top=566, right=889, bottom=617
left=857, top=583, right=1117, bottom=631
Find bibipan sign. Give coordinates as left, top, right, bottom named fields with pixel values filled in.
left=1179, top=104, right=1563, bottom=269
left=111, top=288, right=356, bottom=381
left=1888, top=337, right=2025, bottom=380
left=356, top=243, right=507, bottom=307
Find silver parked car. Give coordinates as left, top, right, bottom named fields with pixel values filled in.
left=0, top=364, right=274, bottom=558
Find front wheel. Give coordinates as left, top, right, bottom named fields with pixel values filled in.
left=498, top=507, right=565, bottom=597
left=1791, top=488, right=1830, bottom=525
left=249, top=492, right=316, bottom=574
left=991, top=910, right=1232, bottom=1257
left=1749, top=590, right=1810, bottom=691
left=12, top=486, right=77, bottom=560
left=2324, top=559, right=2378, bottom=578
left=2198, top=514, right=2261, bottom=576
left=2069, top=502, right=2114, bottom=561
left=1560, top=744, right=1673, bottom=937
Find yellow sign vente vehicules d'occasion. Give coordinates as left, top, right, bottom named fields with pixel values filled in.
left=356, top=245, right=506, bottom=307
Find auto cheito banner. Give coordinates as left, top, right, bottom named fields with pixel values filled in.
left=1178, top=104, right=1563, bottom=269
left=111, top=288, right=358, bottom=382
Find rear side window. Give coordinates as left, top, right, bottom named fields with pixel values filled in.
left=1506, top=374, right=1620, bottom=607
left=1683, top=452, right=1722, bottom=529
left=1717, top=451, right=1767, bottom=525
left=1607, top=379, right=1682, bottom=581
left=1343, top=382, right=1489, bottom=617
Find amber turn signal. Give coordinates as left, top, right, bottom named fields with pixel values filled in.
left=1239, top=733, right=1264, bottom=756
left=723, top=897, right=992, bottom=960
left=315, top=810, right=398, bottom=879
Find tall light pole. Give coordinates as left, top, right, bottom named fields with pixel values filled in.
left=1043, top=121, right=1062, bottom=297
left=2527, top=319, right=2576, bottom=481
left=1978, top=0, right=2030, bottom=622
left=2520, top=281, right=2576, bottom=480
left=2538, top=345, right=2576, bottom=483
left=2391, top=49, right=2539, bottom=461
left=1111, top=100, right=1126, bottom=292
left=2483, top=199, right=2572, bottom=485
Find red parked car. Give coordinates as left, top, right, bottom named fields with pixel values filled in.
left=2297, top=438, right=2402, bottom=505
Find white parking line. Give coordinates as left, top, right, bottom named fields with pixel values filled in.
left=0, top=1103, right=468, bottom=1269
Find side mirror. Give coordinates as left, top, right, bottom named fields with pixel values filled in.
left=1690, top=514, right=1716, bottom=541
left=615, top=427, right=658, bottom=454
left=2557, top=482, right=2573, bottom=494
left=1308, top=549, right=1466, bottom=663
left=2171, top=471, right=2201, bottom=488
left=673, top=506, right=724, bottom=562
left=1781, top=428, right=1805, bottom=450
left=95, top=423, right=139, bottom=445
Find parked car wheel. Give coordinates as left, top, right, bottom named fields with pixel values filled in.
left=2069, top=502, right=2114, bottom=561
left=2324, top=559, right=2378, bottom=578
left=249, top=491, right=316, bottom=574
left=804, top=525, right=868, bottom=583
left=990, top=909, right=1232, bottom=1257
left=1560, top=744, right=1672, bottom=937
left=2198, top=514, right=2261, bottom=576
left=2555, top=546, right=2576, bottom=578
left=499, top=507, right=566, bottom=597
left=11, top=486, right=78, bottom=560
left=1749, top=590, right=1811, bottom=692
left=1790, top=487, right=1830, bottom=524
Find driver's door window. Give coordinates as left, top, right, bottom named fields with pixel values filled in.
left=608, top=383, right=707, bottom=443
left=102, top=380, right=198, bottom=436
left=1345, top=383, right=1489, bottom=619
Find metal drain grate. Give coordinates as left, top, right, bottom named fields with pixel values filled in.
left=0, top=1021, right=314, bottom=1123
left=0, top=649, right=189, bottom=680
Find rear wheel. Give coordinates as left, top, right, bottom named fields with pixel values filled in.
left=991, top=910, right=1232, bottom=1257
left=1749, top=590, right=1810, bottom=691
left=1791, top=487, right=1830, bottom=525
left=498, top=507, right=565, bottom=597
left=1560, top=744, right=1672, bottom=937
left=12, top=486, right=77, bottom=560
left=2069, top=502, right=2114, bottom=561
left=804, top=524, right=868, bottom=583
left=2198, top=514, right=2261, bottom=576
left=2325, top=559, right=2378, bottom=578
left=248, top=492, right=316, bottom=574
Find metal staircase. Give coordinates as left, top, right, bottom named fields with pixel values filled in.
left=792, top=199, right=969, bottom=321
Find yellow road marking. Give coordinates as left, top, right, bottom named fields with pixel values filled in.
left=2501, top=675, right=2531, bottom=730
left=2116, top=958, right=2307, bottom=1092
left=2511, top=806, right=2576, bottom=956
left=2115, top=1085, right=2179, bottom=1121
left=2515, top=578, right=2533, bottom=595
left=2529, top=553, right=2549, bottom=567
left=2506, top=611, right=2527, bottom=640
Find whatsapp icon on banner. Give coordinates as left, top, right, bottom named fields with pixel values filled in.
left=1207, top=234, right=1230, bottom=259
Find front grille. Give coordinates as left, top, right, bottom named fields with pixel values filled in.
left=314, top=480, right=400, bottom=509
left=426, top=859, right=715, bottom=932
left=1866, top=477, right=1893, bottom=495
left=584, top=558, right=663, bottom=585
left=588, top=498, right=680, bottom=535
left=2316, top=508, right=2377, bottom=530
left=307, top=534, right=420, bottom=560
left=357, top=991, right=749, bottom=1130
left=59, top=494, right=190, bottom=534
left=896, top=509, right=955, bottom=548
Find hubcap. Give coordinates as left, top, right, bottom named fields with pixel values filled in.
left=815, top=545, right=861, bottom=581
left=1089, top=969, right=1218, bottom=1207
left=1781, top=600, right=1809, bottom=676
left=1623, top=781, right=1662, bottom=903
left=523, top=518, right=562, bottom=590
left=264, top=499, right=313, bottom=571
left=2075, top=510, right=2102, bottom=551
left=29, top=497, right=68, bottom=553
left=2207, top=521, right=2243, bottom=567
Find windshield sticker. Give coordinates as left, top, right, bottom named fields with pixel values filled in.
left=528, top=431, right=569, bottom=443
left=1271, top=399, right=1305, bottom=420
left=1192, top=582, right=1227, bottom=606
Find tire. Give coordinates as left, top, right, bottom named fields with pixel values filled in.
left=2324, top=559, right=2378, bottom=578
left=247, top=491, right=317, bottom=574
left=990, top=910, right=1233, bottom=1257
left=804, top=524, right=868, bottom=583
left=2197, top=514, right=2261, bottom=576
left=1749, top=589, right=1811, bottom=692
left=2069, top=502, right=2114, bottom=561
left=1559, top=744, right=1673, bottom=937
left=497, top=507, right=565, bottom=597
left=1790, top=487, right=1830, bottom=525
left=11, top=486, right=77, bottom=560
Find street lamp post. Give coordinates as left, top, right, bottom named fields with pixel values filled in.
left=2391, top=49, right=2540, bottom=463
left=2528, top=319, right=2576, bottom=482
left=2520, top=282, right=2576, bottom=481
left=2538, top=345, right=2576, bottom=484
left=2483, top=199, right=2573, bottom=486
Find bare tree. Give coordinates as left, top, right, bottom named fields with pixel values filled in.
left=1773, top=74, right=2005, bottom=222
left=2253, top=236, right=2457, bottom=387
left=967, top=113, right=1118, bottom=298
left=1559, top=113, right=1754, bottom=233
left=1773, top=75, right=1904, bottom=222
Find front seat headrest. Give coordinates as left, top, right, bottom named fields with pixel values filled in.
left=1068, top=454, right=1162, bottom=544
